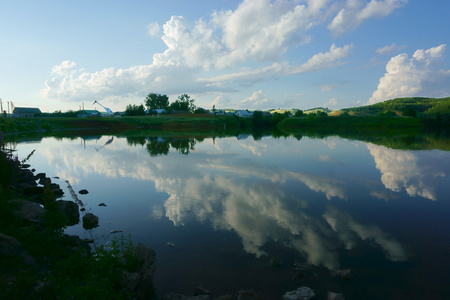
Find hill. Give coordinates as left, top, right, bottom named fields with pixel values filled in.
left=341, top=97, right=450, bottom=116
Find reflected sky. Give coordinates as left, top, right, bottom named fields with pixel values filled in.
left=14, top=134, right=450, bottom=298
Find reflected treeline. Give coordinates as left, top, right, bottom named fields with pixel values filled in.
left=144, top=137, right=197, bottom=156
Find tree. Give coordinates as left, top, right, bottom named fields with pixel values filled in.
left=402, top=107, right=417, bottom=118
left=145, top=93, right=169, bottom=110
left=170, top=94, right=196, bottom=113
left=125, top=104, right=145, bottom=116
left=294, top=110, right=303, bottom=117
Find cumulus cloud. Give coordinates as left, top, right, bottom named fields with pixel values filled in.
left=41, top=0, right=405, bottom=108
left=240, top=90, right=270, bottom=109
left=51, top=60, right=77, bottom=75
left=147, top=22, right=161, bottom=37
left=324, top=97, right=338, bottom=108
left=375, top=43, right=406, bottom=55
left=328, top=0, right=407, bottom=36
left=369, top=44, right=450, bottom=104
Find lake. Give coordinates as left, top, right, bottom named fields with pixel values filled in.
left=13, top=133, right=450, bottom=299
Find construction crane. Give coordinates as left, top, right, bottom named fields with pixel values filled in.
left=93, top=100, right=114, bottom=116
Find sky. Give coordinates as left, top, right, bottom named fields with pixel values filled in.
left=1, top=0, right=450, bottom=113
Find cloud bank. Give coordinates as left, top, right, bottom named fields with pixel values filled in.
left=369, top=44, right=450, bottom=104
left=41, top=0, right=405, bottom=108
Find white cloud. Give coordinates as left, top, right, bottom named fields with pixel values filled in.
left=324, top=97, right=338, bottom=107
left=40, top=0, right=405, bottom=109
left=328, top=0, right=407, bottom=36
left=320, top=84, right=337, bottom=92
left=369, top=44, right=450, bottom=104
left=51, top=60, right=77, bottom=75
left=289, top=44, right=352, bottom=74
left=375, top=43, right=406, bottom=55
left=147, top=22, right=161, bottom=37
left=240, top=90, right=270, bottom=109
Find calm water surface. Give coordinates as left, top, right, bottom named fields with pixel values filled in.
left=14, top=134, right=450, bottom=299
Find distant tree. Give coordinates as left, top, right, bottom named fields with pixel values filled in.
left=294, top=110, right=303, bottom=117
left=145, top=93, right=169, bottom=110
left=125, top=104, right=145, bottom=116
left=194, top=107, right=206, bottom=114
left=170, top=94, right=196, bottom=113
left=402, top=107, right=417, bottom=118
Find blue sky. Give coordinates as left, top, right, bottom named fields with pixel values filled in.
left=1, top=0, right=449, bottom=113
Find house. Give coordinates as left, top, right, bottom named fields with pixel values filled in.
left=235, top=110, right=253, bottom=118
left=13, top=107, right=42, bottom=117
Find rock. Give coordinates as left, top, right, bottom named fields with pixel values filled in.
left=133, top=243, right=157, bottom=299
left=61, top=234, right=91, bottom=256
left=194, top=287, right=210, bottom=296
left=56, top=200, right=79, bottom=226
left=110, top=230, right=123, bottom=234
left=282, top=286, right=315, bottom=300
left=0, top=233, right=37, bottom=266
left=327, top=292, right=345, bottom=300
left=123, top=271, right=141, bottom=292
left=34, top=172, right=46, bottom=181
left=98, top=202, right=107, bottom=207
left=21, top=163, right=31, bottom=168
left=22, top=185, right=44, bottom=196
left=237, top=290, right=259, bottom=300
left=0, top=232, right=23, bottom=255
left=167, top=242, right=175, bottom=247
left=82, top=213, right=99, bottom=229
left=79, top=189, right=89, bottom=195
left=12, top=199, right=45, bottom=224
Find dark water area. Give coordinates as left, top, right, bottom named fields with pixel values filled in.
left=12, top=133, right=450, bottom=299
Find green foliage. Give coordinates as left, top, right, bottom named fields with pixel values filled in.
left=402, top=107, right=417, bottom=118
left=194, top=107, right=207, bottom=114
left=170, top=94, right=196, bottom=113
left=425, top=98, right=450, bottom=114
left=344, top=97, right=450, bottom=116
left=125, top=104, right=146, bottom=116
left=294, top=110, right=304, bottom=117
left=145, top=93, right=169, bottom=110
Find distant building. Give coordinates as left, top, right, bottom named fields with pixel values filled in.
left=235, top=110, right=253, bottom=118
left=13, top=107, right=42, bottom=117
left=78, top=110, right=101, bottom=117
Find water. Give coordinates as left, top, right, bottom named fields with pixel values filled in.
left=13, top=134, right=450, bottom=299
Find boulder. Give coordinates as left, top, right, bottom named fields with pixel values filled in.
left=82, top=213, right=99, bottom=229
left=56, top=200, right=79, bottom=226
left=79, top=189, right=89, bottom=195
left=0, top=233, right=36, bottom=266
left=134, top=243, right=157, bottom=299
left=0, top=232, right=22, bottom=255
left=12, top=199, right=45, bottom=224
left=282, top=286, right=315, bottom=300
